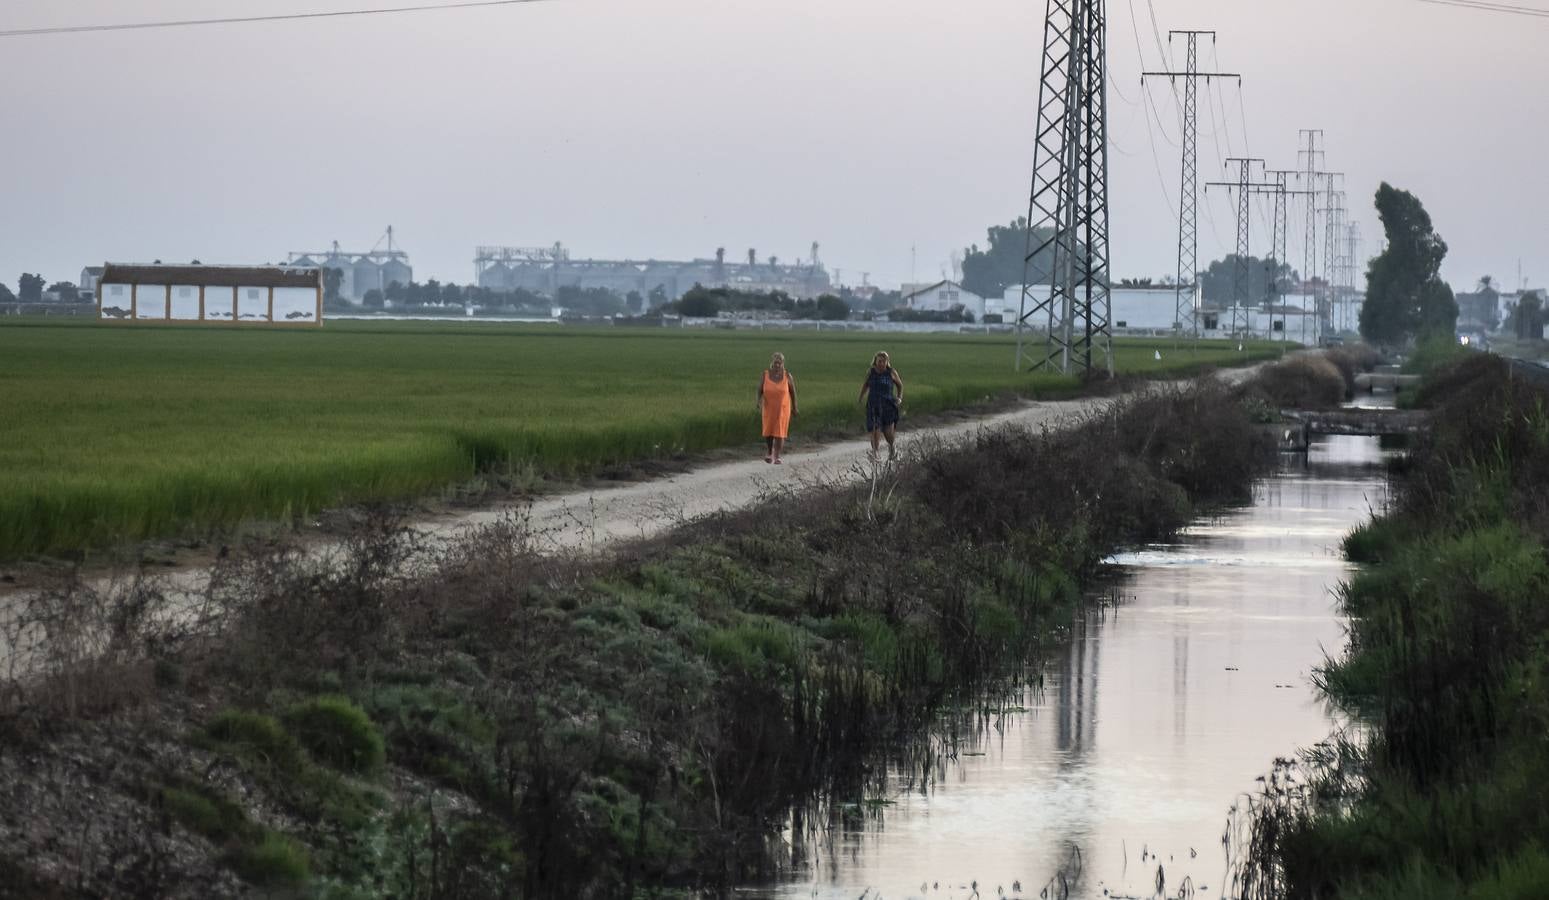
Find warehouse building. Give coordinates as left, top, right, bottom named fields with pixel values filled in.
left=97, top=264, right=323, bottom=325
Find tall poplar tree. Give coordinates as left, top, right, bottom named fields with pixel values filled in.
left=1360, top=183, right=1458, bottom=344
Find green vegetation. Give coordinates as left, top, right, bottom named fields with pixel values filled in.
left=0, top=319, right=1279, bottom=558
left=229, top=832, right=311, bottom=887
left=1, top=371, right=1283, bottom=897
left=1360, top=182, right=1459, bottom=346
left=1242, top=354, right=1549, bottom=898
left=283, top=696, right=387, bottom=775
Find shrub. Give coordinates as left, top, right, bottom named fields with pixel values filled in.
left=282, top=696, right=386, bottom=776
left=162, top=785, right=253, bottom=843
left=229, top=831, right=310, bottom=887
left=203, top=710, right=305, bottom=775
left=1241, top=355, right=1347, bottom=408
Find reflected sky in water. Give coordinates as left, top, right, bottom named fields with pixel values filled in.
left=744, top=432, right=1393, bottom=900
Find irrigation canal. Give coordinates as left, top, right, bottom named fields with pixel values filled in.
left=740, top=402, right=1394, bottom=900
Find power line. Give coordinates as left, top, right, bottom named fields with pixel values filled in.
left=1415, top=0, right=1549, bottom=17
left=0, top=0, right=553, bottom=39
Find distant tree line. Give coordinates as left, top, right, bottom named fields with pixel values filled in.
left=665, top=285, right=851, bottom=321
left=888, top=306, right=976, bottom=324
left=4, top=274, right=86, bottom=304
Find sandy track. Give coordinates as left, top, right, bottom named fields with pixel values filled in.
left=416, top=395, right=1109, bottom=553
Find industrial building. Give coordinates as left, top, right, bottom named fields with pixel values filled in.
left=992, top=284, right=1194, bottom=331
left=902, top=280, right=988, bottom=318
left=97, top=264, right=323, bottom=325
left=474, top=243, right=833, bottom=301
left=288, top=228, right=412, bottom=301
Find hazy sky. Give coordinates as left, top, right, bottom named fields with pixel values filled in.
left=2, top=0, right=1544, bottom=292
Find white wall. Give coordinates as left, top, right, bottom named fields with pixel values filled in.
left=170, top=285, right=200, bottom=320
left=272, top=286, right=317, bottom=323
left=100, top=283, right=131, bottom=318
left=134, top=284, right=167, bottom=320
left=204, top=286, right=236, bottom=321
left=999, top=285, right=1193, bottom=330
left=236, top=285, right=268, bottom=321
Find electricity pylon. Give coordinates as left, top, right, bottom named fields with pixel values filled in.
left=1205, top=157, right=1267, bottom=337
left=1017, top=0, right=1113, bottom=376
left=1142, top=31, right=1238, bottom=340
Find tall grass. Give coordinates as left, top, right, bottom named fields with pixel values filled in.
left=0, top=320, right=1281, bottom=558
left=1241, top=354, right=1549, bottom=899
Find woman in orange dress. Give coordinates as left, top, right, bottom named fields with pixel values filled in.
left=756, top=352, right=799, bottom=464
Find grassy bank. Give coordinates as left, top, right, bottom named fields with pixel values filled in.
left=1, top=375, right=1278, bottom=899
left=1237, top=353, right=1549, bottom=899
left=0, top=320, right=1282, bottom=560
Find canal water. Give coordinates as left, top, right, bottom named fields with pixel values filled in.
left=743, top=426, right=1392, bottom=899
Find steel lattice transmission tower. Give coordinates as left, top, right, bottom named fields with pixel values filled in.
left=1206, top=157, right=1267, bottom=337
left=1296, top=130, right=1326, bottom=344
left=1143, top=32, right=1237, bottom=340
left=1017, top=0, right=1114, bottom=376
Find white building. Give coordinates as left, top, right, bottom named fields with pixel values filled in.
left=79, top=267, right=104, bottom=299
left=1199, top=305, right=1317, bottom=341
left=902, top=280, right=986, bottom=318
left=995, top=284, right=1197, bottom=331
left=98, top=264, right=323, bottom=325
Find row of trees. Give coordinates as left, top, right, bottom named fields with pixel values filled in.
left=666, top=285, right=851, bottom=321
left=2, top=274, right=81, bottom=303
left=959, top=219, right=1298, bottom=307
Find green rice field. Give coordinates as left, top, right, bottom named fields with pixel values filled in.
left=0, top=319, right=1285, bottom=558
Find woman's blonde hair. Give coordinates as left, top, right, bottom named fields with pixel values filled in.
left=770, top=352, right=786, bottom=365
left=873, top=351, right=890, bottom=364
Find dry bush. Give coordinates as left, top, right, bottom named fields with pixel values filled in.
left=0, top=572, right=188, bottom=727
left=1324, top=344, right=1381, bottom=388
left=1240, top=355, right=1348, bottom=409
left=206, top=506, right=427, bottom=689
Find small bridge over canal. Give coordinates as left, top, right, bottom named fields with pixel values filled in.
left=1276, top=408, right=1431, bottom=451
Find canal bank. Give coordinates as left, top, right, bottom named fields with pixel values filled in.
left=744, top=418, right=1392, bottom=899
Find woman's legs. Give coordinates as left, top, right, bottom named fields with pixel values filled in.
left=869, top=429, right=882, bottom=453
left=772, top=437, right=785, bottom=463
left=764, top=437, right=774, bottom=461
left=883, top=425, right=897, bottom=456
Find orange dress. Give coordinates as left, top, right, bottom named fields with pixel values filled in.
left=761, top=370, right=793, bottom=439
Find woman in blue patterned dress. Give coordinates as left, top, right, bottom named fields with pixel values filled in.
left=857, top=351, right=905, bottom=460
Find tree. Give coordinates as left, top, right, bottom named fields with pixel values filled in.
left=625, top=290, right=645, bottom=314
left=815, top=294, right=850, bottom=321
left=442, top=282, right=463, bottom=305
left=1198, top=255, right=1298, bottom=307
left=364, top=288, right=385, bottom=309
left=384, top=281, right=406, bottom=305
left=18, top=273, right=44, bottom=302
left=1360, top=182, right=1457, bottom=344
left=0, top=283, right=15, bottom=303
left=962, top=218, right=1052, bottom=300
left=46, top=282, right=81, bottom=303
left=647, top=285, right=668, bottom=308
left=676, top=287, right=722, bottom=318
left=323, top=268, right=345, bottom=303
left=1505, top=290, right=1545, bottom=340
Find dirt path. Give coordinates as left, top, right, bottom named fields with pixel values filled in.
left=415, top=394, right=1109, bottom=553
left=2, top=365, right=1265, bottom=610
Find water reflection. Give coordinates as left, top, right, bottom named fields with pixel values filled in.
left=744, top=432, right=1393, bottom=900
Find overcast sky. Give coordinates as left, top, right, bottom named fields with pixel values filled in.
left=2, top=0, right=1544, bottom=292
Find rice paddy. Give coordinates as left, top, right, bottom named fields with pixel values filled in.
left=0, top=319, right=1284, bottom=558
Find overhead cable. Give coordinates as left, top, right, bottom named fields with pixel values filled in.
left=0, top=0, right=553, bottom=38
